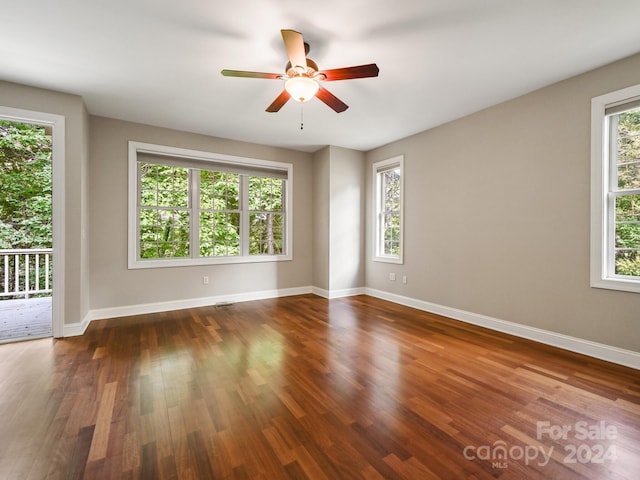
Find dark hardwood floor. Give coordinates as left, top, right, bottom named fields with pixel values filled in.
left=0, top=294, right=638, bottom=479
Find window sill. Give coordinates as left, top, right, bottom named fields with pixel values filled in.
left=373, top=255, right=404, bottom=265
left=128, top=254, right=292, bottom=269
left=591, top=276, right=640, bottom=294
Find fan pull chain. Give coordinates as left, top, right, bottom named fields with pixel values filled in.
left=300, top=105, right=304, bottom=130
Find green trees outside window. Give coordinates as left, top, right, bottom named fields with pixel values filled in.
left=139, top=163, right=190, bottom=259
left=137, top=160, right=286, bottom=261
left=248, top=176, right=284, bottom=255
left=200, top=171, right=241, bottom=257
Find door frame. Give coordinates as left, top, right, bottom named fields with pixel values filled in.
left=0, top=106, right=65, bottom=337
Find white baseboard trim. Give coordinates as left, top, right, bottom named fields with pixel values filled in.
left=365, top=288, right=640, bottom=370
left=64, top=285, right=639, bottom=370
left=63, top=315, right=91, bottom=338
left=312, top=286, right=366, bottom=299
left=65, top=286, right=313, bottom=337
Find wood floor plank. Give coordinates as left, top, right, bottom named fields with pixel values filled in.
left=0, top=294, right=638, bottom=478
left=66, top=424, right=95, bottom=480
left=87, top=381, right=118, bottom=462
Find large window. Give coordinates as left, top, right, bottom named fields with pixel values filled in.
left=128, top=142, right=292, bottom=268
left=373, top=155, right=404, bottom=264
left=591, top=85, right=640, bottom=293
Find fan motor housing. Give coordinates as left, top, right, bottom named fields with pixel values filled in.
left=286, top=58, right=319, bottom=77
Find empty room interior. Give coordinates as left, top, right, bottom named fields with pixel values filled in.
left=1, top=1, right=639, bottom=478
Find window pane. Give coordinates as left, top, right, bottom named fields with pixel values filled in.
left=138, top=162, right=189, bottom=259
left=616, top=109, right=640, bottom=190
left=249, top=213, right=283, bottom=255
left=249, top=176, right=284, bottom=212
left=199, top=170, right=214, bottom=210
left=139, top=163, right=158, bottom=206
left=200, top=171, right=239, bottom=210
left=383, top=213, right=400, bottom=255
left=382, top=169, right=401, bottom=211
left=618, top=162, right=640, bottom=190
left=199, top=211, right=240, bottom=257
left=156, top=166, right=188, bottom=208
left=615, top=248, right=640, bottom=276
left=199, top=171, right=240, bottom=257
left=139, top=163, right=189, bottom=208
left=615, top=194, right=640, bottom=276
left=248, top=176, right=284, bottom=255
left=615, top=220, right=640, bottom=248
left=139, top=208, right=189, bottom=258
left=615, top=194, right=640, bottom=223
left=378, top=164, right=402, bottom=259
left=616, top=252, right=640, bottom=276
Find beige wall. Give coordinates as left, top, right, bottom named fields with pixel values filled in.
left=366, top=53, right=640, bottom=352
left=328, top=146, right=365, bottom=292
left=0, top=80, right=90, bottom=327
left=88, top=116, right=313, bottom=309
left=312, top=147, right=330, bottom=290
left=312, top=146, right=365, bottom=294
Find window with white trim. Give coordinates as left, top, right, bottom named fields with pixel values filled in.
left=591, top=85, right=640, bottom=293
left=128, top=142, right=292, bottom=268
left=373, top=155, right=404, bottom=263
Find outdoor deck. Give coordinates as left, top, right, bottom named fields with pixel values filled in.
left=0, top=297, right=52, bottom=343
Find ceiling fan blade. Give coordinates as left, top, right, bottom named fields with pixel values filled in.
left=266, top=90, right=291, bottom=113
left=221, top=70, right=283, bottom=79
left=281, top=29, right=307, bottom=71
left=319, top=63, right=380, bottom=81
left=316, top=87, right=348, bottom=113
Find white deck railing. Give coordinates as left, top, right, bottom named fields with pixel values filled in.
left=0, top=248, right=52, bottom=299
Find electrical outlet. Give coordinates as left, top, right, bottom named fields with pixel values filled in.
left=402, top=275, right=407, bottom=284
left=389, top=273, right=396, bottom=281
left=203, top=276, right=209, bottom=285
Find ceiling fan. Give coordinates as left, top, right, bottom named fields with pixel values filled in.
left=221, top=29, right=379, bottom=113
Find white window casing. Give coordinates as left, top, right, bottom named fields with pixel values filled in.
left=591, top=84, right=640, bottom=293
left=373, top=155, right=404, bottom=264
left=128, top=141, right=292, bottom=269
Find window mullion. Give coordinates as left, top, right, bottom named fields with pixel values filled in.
left=611, top=188, right=640, bottom=196
left=136, top=163, right=143, bottom=260
left=376, top=172, right=383, bottom=257
left=606, top=115, right=619, bottom=278
left=240, top=175, right=249, bottom=256
left=606, top=191, right=617, bottom=277
left=190, top=169, right=200, bottom=259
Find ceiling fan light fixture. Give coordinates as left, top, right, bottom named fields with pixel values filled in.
left=222, top=29, right=379, bottom=113
left=285, top=76, right=319, bottom=103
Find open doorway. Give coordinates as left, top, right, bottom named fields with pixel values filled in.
left=0, top=107, right=64, bottom=342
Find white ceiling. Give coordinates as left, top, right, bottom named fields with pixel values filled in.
left=2, top=0, right=640, bottom=153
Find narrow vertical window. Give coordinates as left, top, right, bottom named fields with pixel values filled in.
left=609, top=107, right=640, bottom=277
left=373, top=155, right=404, bottom=263
left=591, top=86, right=640, bottom=293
